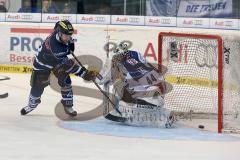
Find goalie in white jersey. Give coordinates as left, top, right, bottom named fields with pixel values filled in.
left=97, top=42, right=175, bottom=128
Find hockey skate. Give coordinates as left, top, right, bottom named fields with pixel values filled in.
left=63, top=105, right=77, bottom=117
left=61, top=100, right=77, bottom=117
left=20, top=105, right=37, bottom=115
left=21, top=96, right=41, bottom=115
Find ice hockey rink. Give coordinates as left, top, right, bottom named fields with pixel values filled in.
left=0, top=73, right=240, bottom=160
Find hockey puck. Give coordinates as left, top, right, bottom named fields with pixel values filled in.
left=198, top=125, right=204, bottom=129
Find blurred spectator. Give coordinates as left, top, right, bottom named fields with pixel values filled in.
left=18, top=0, right=32, bottom=13
left=42, top=0, right=56, bottom=13
left=62, top=2, right=70, bottom=14
left=110, top=0, right=124, bottom=15
left=0, top=0, right=7, bottom=12
left=97, top=3, right=110, bottom=14
left=62, top=2, right=76, bottom=14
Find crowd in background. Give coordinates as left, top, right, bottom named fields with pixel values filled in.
left=0, top=0, right=239, bottom=18
left=0, top=0, right=76, bottom=14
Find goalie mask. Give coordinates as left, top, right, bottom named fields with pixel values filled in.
left=114, top=41, right=130, bottom=56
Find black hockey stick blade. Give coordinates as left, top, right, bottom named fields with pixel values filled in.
left=0, top=76, right=10, bottom=81
left=55, top=101, right=127, bottom=122
left=105, top=113, right=126, bottom=122
left=0, top=93, right=8, bottom=98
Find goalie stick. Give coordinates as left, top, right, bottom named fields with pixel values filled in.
left=71, top=52, right=127, bottom=122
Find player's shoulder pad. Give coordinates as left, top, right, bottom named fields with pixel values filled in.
left=128, top=50, right=138, bottom=58
left=128, top=50, right=146, bottom=63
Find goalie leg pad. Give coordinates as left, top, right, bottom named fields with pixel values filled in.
left=165, top=113, right=175, bottom=128
left=118, top=100, right=174, bottom=128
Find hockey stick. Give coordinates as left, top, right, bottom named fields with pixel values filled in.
left=71, top=52, right=124, bottom=118
left=0, top=76, right=10, bottom=99
left=0, top=93, right=8, bottom=98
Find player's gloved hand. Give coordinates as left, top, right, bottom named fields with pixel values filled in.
left=82, top=69, right=99, bottom=81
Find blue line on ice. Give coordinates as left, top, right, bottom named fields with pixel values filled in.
left=58, top=117, right=240, bottom=141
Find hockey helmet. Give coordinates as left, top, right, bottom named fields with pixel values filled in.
left=57, top=20, right=74, bottom=35
left=114, top=41, right=131, bottom=55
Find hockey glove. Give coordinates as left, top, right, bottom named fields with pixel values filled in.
left=82, top=69, right=99, bottom=81
left=112, top=53, right=126, bottom=63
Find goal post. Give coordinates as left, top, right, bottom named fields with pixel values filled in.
left=158, top=32, right=231, bottom=133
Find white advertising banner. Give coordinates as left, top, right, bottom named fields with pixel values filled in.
left=5, top=13, right=41, bottom=22
left=111, top=15, right=145, bottom=26
left=210, top=18, right=239, bottom=30
left=77, top=14, right=110, bottom=24
left=239, top=19, right=240, bottom=30
left=0, top=24, right=51, bottom=66
left=0, top=24, right=111, bottom=66
left=145, top=16, right=177, bottom=27
left=0, top=23, right=160, bottom=67
left=177, top=17, right=209, bottom=28
left=0, top=23, right=239, bottom=69
left=178, top=0, right=232, bottom=18
left=0, top=13, right=5, bottom=22
left=42, top=14, right=77, bottom=23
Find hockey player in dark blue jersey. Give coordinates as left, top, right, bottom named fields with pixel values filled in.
left=20, top=20, right=97, bottom=117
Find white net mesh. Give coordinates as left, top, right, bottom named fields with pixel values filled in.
left=222, top=40, right=240, bottom=133
left=159, top=32, right=240, bottom=133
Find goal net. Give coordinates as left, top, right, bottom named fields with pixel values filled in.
left=158, top=32, right=240, bottom=133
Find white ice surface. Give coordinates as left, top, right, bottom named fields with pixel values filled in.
left=0, top=73, right=240, bottom=160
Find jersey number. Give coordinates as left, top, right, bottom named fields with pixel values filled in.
left=146, top=74, right=157, bottom=85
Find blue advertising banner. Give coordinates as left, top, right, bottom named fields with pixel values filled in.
left=146, top=0, right=180, bottom=16
left=178, top=0, right=232, bottom=18
left=146, top=0, right=232, bottom=18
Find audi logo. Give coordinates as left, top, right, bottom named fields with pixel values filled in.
left=161, top=18, right=171, bottom=24
left=21, top=15, right=33, bottom=20
left=94, top=17, right=105, bottom=22
left=129, top=17, right=140, bottom=23
left=225, top=21, right=233, bottom=27
left=62, top=16, right=72, bottom=21
left=194, top=20, right=203, bottom=26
